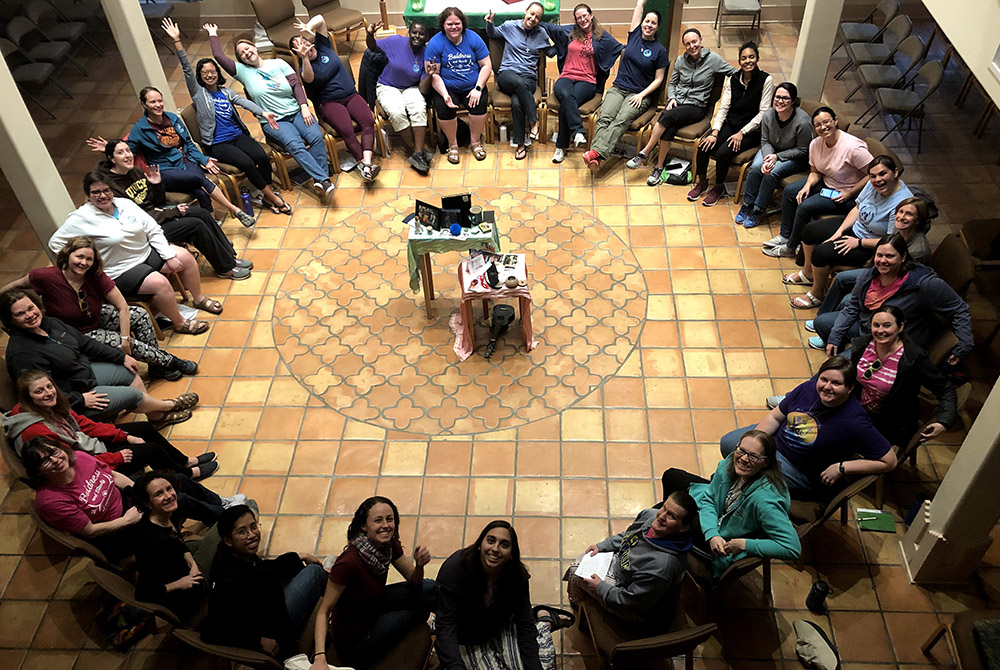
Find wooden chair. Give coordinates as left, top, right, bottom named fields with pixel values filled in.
left=25, top=498, right=132, bottom=570
left=620, top=81, right=670, bottom=158
left=172, top=629, right=283, bottom=669
left=922, top=608, right=1000, bottom=670
left=541, top=78, right=604, bottom=149
left=128, top=274, right=191, bottom=342
left=487, top=38, right=546, bottom=146
left=180, top=104, right=243, bottom=205
left=87, top=563, right=184, bottom=628
left=300, top=0, right=365, bottom=52
left=661, top=74, right=726, bottom=167
left=316, top=54, right=388, bottom=166
left=790, top=473, right=880, bottom=567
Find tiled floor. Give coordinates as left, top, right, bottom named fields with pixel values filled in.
left=1, top=14, right=999, bottom=670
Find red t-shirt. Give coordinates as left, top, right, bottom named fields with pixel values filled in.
left=562, top=34, right=597, bottom=84
left=28, top=266, right=115, bottom=333
left=35, top=452, right=123, bottom=534
left=327, top=538, right=404, bottom=647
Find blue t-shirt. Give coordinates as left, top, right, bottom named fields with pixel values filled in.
left=776, top=379, right=890, bottom=482
left=303, top=32, right=356, bottom=102
left=852, top=180, right=913, bottom=239
left=377, top=34, right=425, bottom=89
left=209, top=90, right=242, bottom=144
left=613, top=27, right=668, bottom=94
left=425, top=30, right=489, bottom=92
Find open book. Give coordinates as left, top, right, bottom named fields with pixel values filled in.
left=574, top=551, right=614, bottom=580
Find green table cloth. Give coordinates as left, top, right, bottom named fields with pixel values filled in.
left=406, top=214, right=502, bottom=292
left=403, top=0, right=560, bottom=31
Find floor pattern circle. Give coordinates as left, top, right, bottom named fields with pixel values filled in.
left=273, top=190, right=648, bottom=435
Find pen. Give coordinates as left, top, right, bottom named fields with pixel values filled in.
left=858, top=516, right=878, bottom=521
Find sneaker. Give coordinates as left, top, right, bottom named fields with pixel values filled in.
left=743, top=208, right=765, bottom=229
left=625, top=152, right=647, bottom=169
left=552, top=148, right=566, bottom=163
left=168, top=355, right=199, bottom=376
left=234, top=258, right=253, bottom=270
left=735, top=204, right=753, bottom=224
left=321, top=179, right=335, bottom=194
left=701, top=184, right=725, bottom=206
left=572, top=132, right=587, bottom=147
left=216, top=266, right=252, bottom=280
left=583, top=149, right=601, bottom=172
left=762, top=243, right=795, bottom=258
left=766, top=394, right=786, bottom=410
left=235, top=210, right=256, bottom=228
left=646, top=167, right=663, bottom=186
left=221, top=493, right=248, bottom=509
left=687, top=180, right=708, bottom=201
left=805, top=320, right=816, bottom=333
left=808, top=336, right=826, bottom=350
left=762, top=234, right=788, bottom=249
left=408, top=152, right=430, bottom=174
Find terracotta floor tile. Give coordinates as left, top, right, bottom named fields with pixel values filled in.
left=608, top=480, right=656, bottom=517
left=3, top=553, right=68, bottom=600
left=561, top=409, right=605, bottom=441
left=648, top=409, right=696, bottom=443
left=244, top=441, right=295, bottom=476
left=713, top=294, right=756, bottom=320
left=561, top=479, right=608, bottom=517
left=605, top=443, right=653, bottom=479
left=237, top=477, right=285, bottom=515
left=561, top=518, right=612, bottom=558
left=299, top=408, right=346, bottom=440
left=184, top=377, right=232, bottom=406
left=830, top=611, right=894, bottom=662
left=884, top=612, right=950, bottom=663
left=420, top=478, right=470, bottom=515
left=872, top=565, right=936, bottom=611
left=0, top=600, right=47, bottom=647
left=683, top=349, right=727, bottom=377
left=20, top=651, right=78, bottom=670
left=764, top=348, right=814, bottom=378
left=674, top=294, right=716, bottom=320
left=604, top=409, right=648, bottom=442
left=415, top=516, right=466, bottom=557
left=382, top=440, right=428, bottom=475
left=268, top=515, right=322, bottom=557
left=426, top=441, right=472, bottom=475
left=561, top=442, right=607, bottom=477
left=514, top=479, right=561, bottom=515
left=601, top=377, right=647, bottom=408
left=471, top=441, right=516, bottom=475
left=641, top=348, right=685, bottom=377
left=691, top=409, right=737, bottom=443
left=468, top=478, right=513, bottom=516
left=515, top=518, right=561, bottom=559
left=224, top=377, right=273, bottom=406
left=516, top=442, right=561, bottom=476
left=278, top=477, right=331, bottom=515
left=375, top=477, right=423, bottom=508
left=334, top=441, right=384, bottom=475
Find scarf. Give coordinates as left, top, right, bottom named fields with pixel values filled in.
left=351, top=533, right=393, bottom=576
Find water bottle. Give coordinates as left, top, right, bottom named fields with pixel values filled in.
left=805, top=580, right=832, bottom=614
left=239, top=188, right=253, bottom=216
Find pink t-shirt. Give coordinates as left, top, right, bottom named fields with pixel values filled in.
left=857, top=340, right=904, bottom=414
left=808, top=131, right=873, bottom=192
left=561, top=34, right=597, bottom=84
left=35, top=451, right=123, bottom=534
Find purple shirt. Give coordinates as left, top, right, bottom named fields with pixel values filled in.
left=377, top=34, right=425, bottom=89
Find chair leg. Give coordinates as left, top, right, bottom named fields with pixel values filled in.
left=67, top=55, right=88, bottom=75
left=921, top=624, right=947, bottom=656
left=840, top=500, right=849, bottom=525
left=875, top=477, right=884, bottom=510
left=734, top=163, right=749, bottom=202
left=762, top=559, right=772, bottom=607
left=22, top=88, right=56, bottom=118
left=46, top=75, right=73, bottom=99
left=845, top=82, right=863, bottom=102
left=856, top=100, right=878, bottom=125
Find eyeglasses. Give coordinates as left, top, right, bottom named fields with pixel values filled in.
left=862, top=358, right=883, bottom=380
left=232, top=522, right=259, bottom=538
left=39, top=449, right=60, bottom=469
left=735, top=446, right=766, bottom=464
left=89, top=188, right=113, bottom=197
left=813, top=120, right=835, bottom=129
left=75, top=289, right=91, bottom=318
left=774, top=95, right=792, bottom=101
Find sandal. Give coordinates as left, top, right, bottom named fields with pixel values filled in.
left=791, top=292, right=822, bottom=310
left=532, top=605, right=576, bottom=632
left=192, top=297, right=223, bottom=315
left=782, top=270, right=813, bottom=286
left=171, top=392, right=200, bottom=411
left=447, top=145, right=460, bottom=164
left=268, top=197, right=293, bottom=215
left=149, top=409, right=192, bottom=430
left=515, top=146, right=527, bottom=161
left=529, top=127, right=540, bottom=142
left=174, top=318, right=208, bottom=335
left=471, top=142, right=487, bottom=161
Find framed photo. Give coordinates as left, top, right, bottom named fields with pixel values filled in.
left=442, top=193, right=472, bottom=226
left=415, top=199, right=441, bottom=230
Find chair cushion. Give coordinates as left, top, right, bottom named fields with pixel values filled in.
left=841, top=22, right=880, bottom=43
left=779, top=171, right=809, bottom=187
left=875, top=87, right=920, bottom=113
left=30, top=42, right=70, bottom=61
left=628, top=108, right=658, bottom=131
left=318, top=7, right=365, bottom=33
left=859, top=64, right=902, bottom=87
left=722, top=0, right=761, bottom=12
left=674, top=118, right=711, bottom=140
left=13, top=62, right=55, bottom=82
left=732, top=146, right=758, bottom=165
left=547, top=92, right=602, bottom=115
left=490, top=86, right=542, bottom=111
left=845, top=42, right=892, bottom=64
left=250, top=0, right=295, bottom=28
left=264, top=19, right=301, bottom=50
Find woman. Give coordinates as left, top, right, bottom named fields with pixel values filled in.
left=583, top=0, right=669, bottom=173
left=1, top=290, right=198, bottom=427
left=87, top=90, right=255, bottom=228
left=99, top=140, right=252, bottom=281
left=661, top=430, right=800, bottom=578
left=763, top=106, right=873, bottom=259
left=131, top=471, right=209, bottom=620
left=542, top=4, right=623, bottom=164
left=719, top=357, right=895, bottom=497
left=1, top=237, right=197, bottom=380
left=436, top=521, right=552, bottom=670
left=737, top=82, right=813, bottom=228
left=365, top=19, right=433, bottom=174
left=820, top=234, right=974, bottom=366
left=291, top=15, right=380, bottom=181
left=3, top=370, right=216, bottom=479
left=787, top=155, right=912, bottom=310
left=424, top=7, right=492, bottom=165
left=49, top=172, right=222, bottom=334
left=486, top=3, right=550, bottom=161
left=162, top=18, right=291, bottom=216
left=205, top=23, right=335, bottom=196
left=311, top=496, right=435, bottom=670
left=850, top=305, right=957, bottom=445
left=623, top=24, right=736, bottom=181
left=686, top=41, right=773, bottom=205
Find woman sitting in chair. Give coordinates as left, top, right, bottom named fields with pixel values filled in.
left=542, top=3, right=623, bottom=164
left=2, top=290, right=198, bottom=428
left=485, top=3, right=551, bottom=160
left=50, top=172, right=222, bottom=335
left=161, top=18, right=291, bottom=216
left=424, top=7, right=492, bottom=165
left=1, top=237, right=197, bottom=380
left=99, top=140, right=253, bottom=281
left=291, top=14, right=380, bottom=181
left=582, top=0, right=668, bottom=173
left=205, top=23, right=335, bottom=197
left=661, top=430, right=800, bottom=578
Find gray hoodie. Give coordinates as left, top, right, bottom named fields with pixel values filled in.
left=667, top=48, right=738, bottom=108
left=177, top=47, right=266, bottom=146
left=2, top=408, right=107, bottom=457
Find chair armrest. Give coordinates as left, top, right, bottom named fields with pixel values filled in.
left=610, top=622, right=718, bottom=659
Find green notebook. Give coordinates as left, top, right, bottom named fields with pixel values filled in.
left=857, top=508, right=896, bottom=533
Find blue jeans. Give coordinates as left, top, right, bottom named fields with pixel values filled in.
left=262, top=113, right=329, bottom=183
left=86, top=362, right=141, bottom=421
left=159, top=159, right=217, bottom=210
left=283, top=563, right=327, bottom=634
left=553, top=77, right=597, bottom=149
left=742, top=151, right=810, bottom=211
left=780, top=177, right=856, bottom=249
left=720, top=425, right=813, bottom=493
left=338, top=579, right=437, bottom=665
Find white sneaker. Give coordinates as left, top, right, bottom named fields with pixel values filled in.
left=762, top=243, right=795, bottom=258
left=572, top=132, right=586, bottom=147
left=626, top=153, right=647, bottom=170
left=552, top=148, right=566, bottom=163
left=221, top=493, right=248, bottom=509
left=762, top=235, right=788, bottom=249
left=766, top=395, right=786, bottom=409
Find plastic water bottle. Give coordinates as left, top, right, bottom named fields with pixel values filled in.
left=239, top=188, right=253, bottom=216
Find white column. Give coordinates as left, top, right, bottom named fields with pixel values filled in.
left=0, top=58, right=75, bottom=258
left=901, top=381, right=1000, bottom=584
left=790, top=0, right=845, bottom=100
left=100, top=0, right=176, bottom=111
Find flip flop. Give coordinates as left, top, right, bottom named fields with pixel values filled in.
left=515, top=146, right=527, bottom=160
left=529, top=128, right=540, bottom=141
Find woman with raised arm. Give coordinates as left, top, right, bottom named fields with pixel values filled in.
left=291, top=15, right=379, bottom=181
left=161, top=18, right=291, bottom=215
left=204, top=23, right=335, bottom=197
left=582, top=0, right=668, bottom=173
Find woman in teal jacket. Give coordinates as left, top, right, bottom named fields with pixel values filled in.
left=662, top=429, right=800, bottom=577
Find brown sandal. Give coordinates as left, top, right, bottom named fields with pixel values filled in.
left=174, top=318, right=208, bottom=335
left=193, top=297, right=223, bottom=314
left=447, top=145, right=460, bottom=164
left=471, top=142, right=487, bottom=161
left=171, top=392, right=200, bottom=411
left=149, top=409, right=192, bottom=430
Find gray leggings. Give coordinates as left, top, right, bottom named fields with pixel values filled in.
left=86, top=362, right=142, bottom=421
left=86, top=304, right=172, bottom=368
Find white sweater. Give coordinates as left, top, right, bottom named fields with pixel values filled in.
left=49, top=199, right=176, bottom=279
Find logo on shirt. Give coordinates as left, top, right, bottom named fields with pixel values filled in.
left=412, top=63, right=421, bottom=73
left=256, top=69, right=283, bottom=92
left=642, top=48, right=652, bottom=58
left=320, top=54, right=330, bottom=64
left=785, top=411, right=819, bottom=445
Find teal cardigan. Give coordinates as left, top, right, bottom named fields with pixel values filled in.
left=689, top=456, right=801, bottom=577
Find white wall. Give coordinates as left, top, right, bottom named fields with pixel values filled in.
left=923, top=0, right=1000, bottom=106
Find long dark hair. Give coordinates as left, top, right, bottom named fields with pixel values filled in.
left=131, top=470, right=181, bottom=526
left=196, top=58, right=227, bottom=87
left=726, top=429, right=786, bottom=493
left=459, top=520, right=528, bottom=587
left=16, top=370, right=74, bottom=420
left=346, top=496, right=401, bottom=543
left=0, top=288, right=44, bottom=333
left=21, top=437, right=74, bottom=488
left=570, top=3, right=604, bottom=41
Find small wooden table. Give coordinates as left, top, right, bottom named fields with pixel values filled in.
left=452, top=258, right=536, bottom=360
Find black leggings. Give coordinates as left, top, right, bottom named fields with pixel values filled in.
left=655, top=104, right=705, bottom=142
left=160, top=206, right=237, bottom=273
left=803, top=216, right=875, bottom=269
left=114, top=422, right=193, bottom=478
left=695, top=120, right=760, bottom=184
left=206, top=132, right=272, bottom=191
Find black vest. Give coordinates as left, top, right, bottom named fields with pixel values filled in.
left=727, top=68, right=769, bottom=130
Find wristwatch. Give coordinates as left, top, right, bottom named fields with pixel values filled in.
left=838, top=462, right=845, bottom=475
left=474, top=85, right=483, bottom=92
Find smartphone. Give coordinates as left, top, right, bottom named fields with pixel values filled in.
left=820, top=188, right=841, bottom=199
